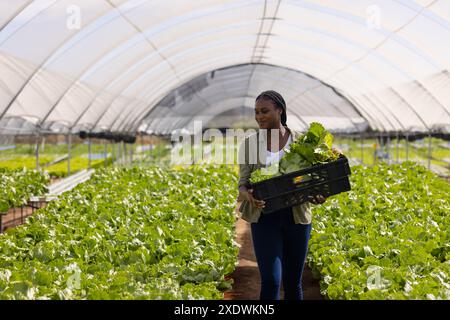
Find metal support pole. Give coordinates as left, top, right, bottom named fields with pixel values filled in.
left=396, top=132, right=399, bottom=163
left=130, top=143, right=133, bottom=164
left=41, top=136, right=45, bottom=153
left=149, top=138, right=152, bottom=162
left=67, top=133, right=72, bottom=176
left=111, top=141, right=115, bottom=165
left=406, top=134, right=409, bottom=161
left=360, top=132, right=364, bottom=165
left=158, top=140, right=161, bottom=162
left=114, top=142, right=118, bottom=165
left=118, top=142, right=121, bottom=165
left=140, top=133, right=144, bottom=164
left=104, top=140, right=108, bottom=167
left=373, top=134, right=377, bottom=166
left=378, top=133, right=381, bottom=153
left=121, top=141, right=125, bottom=165
left=387, top=134, right=391, bottom=164
left=117, top=142, right=121, bottom=165
left=427, top=132, right=432, bottom=170
left=378, top=133, right=383, bottom=163
left=123, top=142, right=127, bottom=165
left=344, top=135, right=349, bottom=159
left=88, top=138, right=92, bottom=169
left=35, top=132, right=40, bottom=170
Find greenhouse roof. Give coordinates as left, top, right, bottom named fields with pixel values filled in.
left=0, top=0, right=449, bottom=135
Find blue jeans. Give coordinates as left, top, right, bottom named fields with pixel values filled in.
left=251, top=208, right=312, bottom=300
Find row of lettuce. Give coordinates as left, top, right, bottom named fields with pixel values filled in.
left=0, top=143, right=110, bottom=177
left=0, top=156, right=112, bottom=177
left=0, top=148, right=166, bottom=177
left=0, top=168, right=49, bottom=213
left=0, top=166, right=239, bottom=299
left=309, top=162, right=450, bottom=299
left=0, top=143, right=174, bottom=213
left=0, top=142, right=169, bottom=176
left=1, top=161, right=449, bottom=299
left=44, top=157, right=113, bottom=177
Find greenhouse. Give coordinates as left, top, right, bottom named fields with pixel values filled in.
left=0, top=0, right=449, bottom=302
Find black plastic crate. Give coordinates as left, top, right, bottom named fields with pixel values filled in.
left=250, top=155, right=351, bottom=214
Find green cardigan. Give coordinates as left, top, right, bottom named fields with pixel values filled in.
left=237, top=127, right=312, bottom=224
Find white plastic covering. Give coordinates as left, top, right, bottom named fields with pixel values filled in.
left=0, top=0, right=449, bottom=135
left=139, top=63, right=368, bottom=133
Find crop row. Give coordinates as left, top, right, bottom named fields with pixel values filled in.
left=45, top=156, right=113, bottom=177
left=308, top=162, right=450, bottom=299
left=0, top=165, right=239, bottom=299
left=0, top=168, right=49, bottom=212
left=0, top=156, right=55, bottom=170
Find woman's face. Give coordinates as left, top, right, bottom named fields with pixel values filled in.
left=255, top=98, right=282, bottom=129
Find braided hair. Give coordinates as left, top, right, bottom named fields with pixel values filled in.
left=255, top=90, right=287, bottom=126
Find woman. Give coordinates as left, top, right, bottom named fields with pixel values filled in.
left=237, top=90, right=326, bottom=300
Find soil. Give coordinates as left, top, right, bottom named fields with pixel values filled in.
left=224, top=216, right=324, bottom=300
left=0, top=201, right=47, bottom=233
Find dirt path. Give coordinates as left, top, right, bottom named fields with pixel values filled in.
left=0, top=207, right=34, bottom=232
left=224, top=217, right=323, bottom=300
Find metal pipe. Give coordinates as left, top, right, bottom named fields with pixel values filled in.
left=114, top=142, right=117, bottom=165
left=140, top=133, right=144, bottom=164
left=104, top=140, right=108, bottom=167
left=360, top=132, right=364, bottom=165
left=406, top=134, right=409, bottom=161
left=149, top=137, right=152, bottom=161
left=158, top=140, right=161, bottom=163
left=41, top=136, right=45, bottom=153
left=378, top=133, right=383, bottom=164
left=68, top=133, right=72, bottom=176
left=122, top=141, right=125, bottom=165
left=130, top=143, right=133, bottom=164
left=373, top=137, right=377, bottom=166
left=123, top=142, right=127, bottom=165
left=35, top=132, right=40, bottom=170
left=111, top=141, right=115, bottom=166
left=121, top=142, right=124, bottom=165
left=88, top=138, right=92, bottom=169
left=387, top=134, right=391, bottom=164
left=396, top=132, right=399, bottom=163
left=117, top=142, right=121, bottom=166
left=427, top=131, right=432, bottom=170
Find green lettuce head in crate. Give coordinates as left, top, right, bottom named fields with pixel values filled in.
left=250, top=122, right=340, bottom=183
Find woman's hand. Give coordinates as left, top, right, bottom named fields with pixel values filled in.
left=332, top=147, right=342, bottom=156
left=309, top=194, right=327, bottom=205
left=239, top=187, right=265, bottom=209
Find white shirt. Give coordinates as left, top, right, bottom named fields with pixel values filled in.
left=266, top=134, right=292, bottom=166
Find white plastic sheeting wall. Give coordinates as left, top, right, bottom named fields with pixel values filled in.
left=0, top=0, right=449, bottom=135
